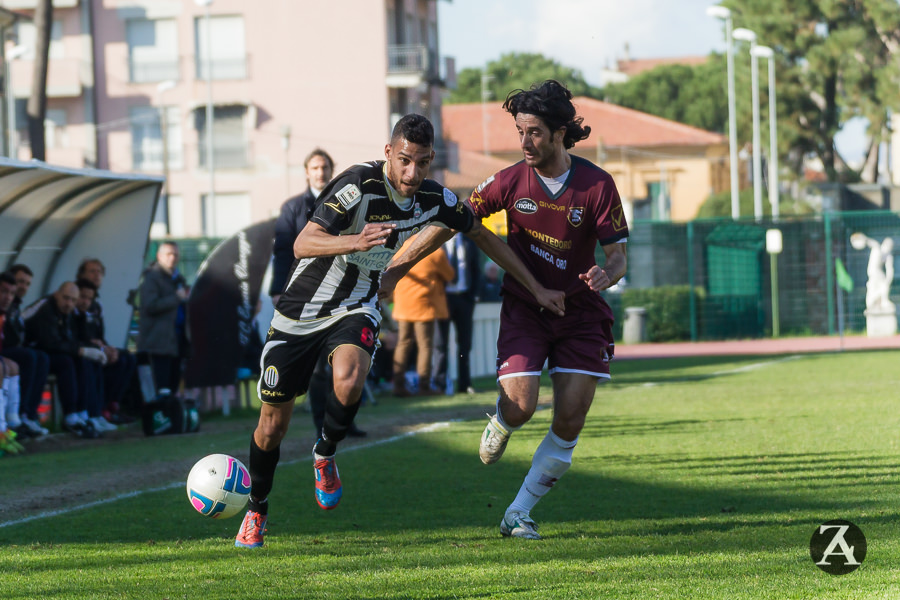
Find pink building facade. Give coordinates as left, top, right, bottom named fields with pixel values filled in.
left=2, top=0, right=451, bottom=237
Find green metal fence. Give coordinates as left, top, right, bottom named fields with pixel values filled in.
left=602, top=211, right=900, bottom=341
left=152, top=211, right=900, bottom=344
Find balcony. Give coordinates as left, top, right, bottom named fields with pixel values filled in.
left=130, top=58, right=180, bottom=84
left=2, top=0, right=78, bottom=8
left=9, top=57, right=83, bottom=98
left=195, top=57, right=248, bottom=81
left=386, top=44, right=440, bottom=88
left=198, top=142, right=251, bottom=170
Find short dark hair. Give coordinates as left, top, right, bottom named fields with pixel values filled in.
left=9, top=264, right=33, bottom=277
left=304, top=148, right=334, bottom=170
left=75, top=278, right=98, bottom=293
left=390, top=114, right=434, bottom=147
left=502, top=80, right=591, bottom=149
left=77, top=258, right=105, bottom=278
left=0, top=272, right=16, bottom=287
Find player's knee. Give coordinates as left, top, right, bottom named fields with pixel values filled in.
left=332, top=376, right=364, bottom=404
left=256, top=418, right=288, bottom=448
left=552, top=415, right=586, bottom=440
left=500, top=399, right=534, bottom=427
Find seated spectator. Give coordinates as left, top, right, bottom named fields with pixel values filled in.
left=391, top=236, right=455, bottom=397
left=2, top=266, right=50, bottom=437
left=0, top=357, right=25, bottom=456
left=73, top=278, right=119, bottom=433
left=479, top=260, right=503, bottom=302
left=76, top=258, right=137, bottom=423
left=25, top=282, right=107, bottom=438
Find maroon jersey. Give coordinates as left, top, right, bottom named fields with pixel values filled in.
left=470, top=155, right=628, bottom=305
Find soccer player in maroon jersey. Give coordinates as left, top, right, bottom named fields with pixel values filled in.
left=382, top=80, right=628, bottom=539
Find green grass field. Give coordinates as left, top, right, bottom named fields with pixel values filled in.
left=3, top=351, right=900, bottom=599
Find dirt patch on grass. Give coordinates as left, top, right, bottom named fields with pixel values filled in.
left=0, top=402, right=494, bottom=523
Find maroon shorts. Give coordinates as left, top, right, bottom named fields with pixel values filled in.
left=495, top=293, right=614, bottom=381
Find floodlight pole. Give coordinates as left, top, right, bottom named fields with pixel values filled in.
left=734, top=28, right=762, bottom=221
left=707, top=5, right=739, bottom=220
left=752, top=45, right=779, bottom=220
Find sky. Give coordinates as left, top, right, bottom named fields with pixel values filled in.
left=437, top=0, right=868, bottom=162
left=439, top=0, right=726, bottom=86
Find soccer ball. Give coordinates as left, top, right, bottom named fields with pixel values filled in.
left=186, top=454, right=251, bottom=519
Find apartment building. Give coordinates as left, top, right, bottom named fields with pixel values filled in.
left=2, top=0, right=452, bottom=237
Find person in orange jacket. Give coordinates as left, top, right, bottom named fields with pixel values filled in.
left=390, top=234, right=455, bottom=396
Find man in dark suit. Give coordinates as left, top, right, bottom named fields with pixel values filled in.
left=268, top=148, right=365, bottom=437
left=432, top=234, right=482, bottom=394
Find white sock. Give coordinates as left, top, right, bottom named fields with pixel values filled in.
left=494, top=396, right=520, bottom=432
left=65, top=413, right=82, bottom=426
left=78, top=410, right=89, bottom=421
left=0, top=381, right=7, bottom=432
left=5, top=375, right=21, bottom=427
left=507, top=428, right=577, bottom=516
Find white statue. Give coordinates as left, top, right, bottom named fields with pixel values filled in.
left=850, top=233, right=895, bottom=312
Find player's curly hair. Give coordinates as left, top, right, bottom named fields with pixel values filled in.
left=502, top=80, right=591, bottom=149
left=391, top=113, right=434, bottom=147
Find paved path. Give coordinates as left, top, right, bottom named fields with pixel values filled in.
left=614, top=334, right=900, bottom=359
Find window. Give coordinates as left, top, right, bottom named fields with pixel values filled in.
left=202, top=192, right=251, bottom=237
left=195, top=15, right=247, bottom=80
left=126, top=18, right=179, bottom=83
left=45, top=108, right=67, bottom=149
left=130, top=105, right=183, bottom=171
left=16, top=20, right=64, bottom=59
left=195, top=105, right=248, bottom=169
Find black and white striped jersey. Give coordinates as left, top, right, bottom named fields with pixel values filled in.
left=272, top=160, right=475, bottom=334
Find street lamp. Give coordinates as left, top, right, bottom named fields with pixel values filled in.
left=157, top=79, right=176, bottom=234
left=706, top=5, right=739, bottom=220
left=752, top=45, right=779, bottom=220
left=480, top=70, right=494, bottom=156
left=195, top=0, right=215, bottom=232
left=733, top=27, right=763, bottom=221
left=5, top=44, right=27, bottom=158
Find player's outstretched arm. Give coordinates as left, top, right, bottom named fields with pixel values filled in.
left=465, top=222, right=566, bottom=316
left=579, top=242, right=627, bottom=292
left=294, top=221, right=395, bottom=259
left=379, top=225, right=454, bottom=300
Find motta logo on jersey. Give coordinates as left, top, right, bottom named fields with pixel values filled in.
left=809, top=519, right=867, bottom=575
left=514, top=198, right=538, bottom=214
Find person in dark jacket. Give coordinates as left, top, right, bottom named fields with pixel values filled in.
left=136, top=242, right=188, bottom=394
left=76, top=259, right=137, bottom=423
left=25, top=282, right=107, bottom=437
left=267, top=148, right=365, bottom=438
left=431, top=234, right=483, bottom=394
left=0, top=266, right=49, bottom=437
left=268, top=148, right=335, bottom=301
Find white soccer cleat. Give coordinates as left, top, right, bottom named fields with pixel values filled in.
left=500, top=510, right=541, bottom=540
left=479, top=414, right=511, bottom=465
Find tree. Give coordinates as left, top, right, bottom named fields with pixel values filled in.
left=602, top=59, right=730, bottom=134
left=27, top=0, right=52, bottom=161
left=446, top=52, right=602, bottom=105
left=723, top=0, right=900, bottom=182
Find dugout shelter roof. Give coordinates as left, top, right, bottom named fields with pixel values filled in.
left=0, top=157, right=163, bottom=346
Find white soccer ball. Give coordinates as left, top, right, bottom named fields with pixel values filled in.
left=186, top=454, right=251, bottom=519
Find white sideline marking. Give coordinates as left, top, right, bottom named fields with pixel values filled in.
left=710, top=355, right=801, bottom=376
left=636, top=355, right=801, bottom=388
left=0, top=421, right=453, bottom=529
